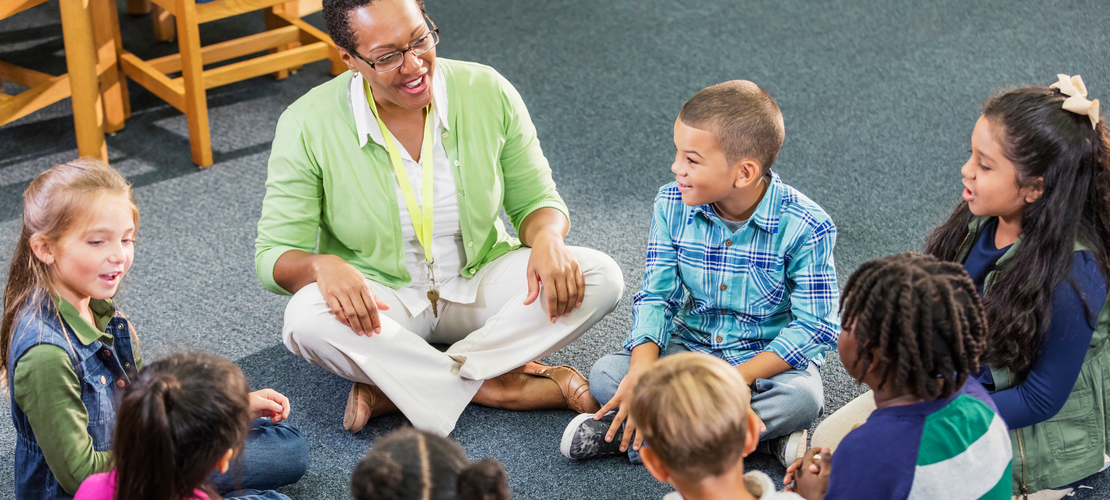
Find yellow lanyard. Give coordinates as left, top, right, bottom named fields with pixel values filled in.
left=366, top=80, right=436, bottom=263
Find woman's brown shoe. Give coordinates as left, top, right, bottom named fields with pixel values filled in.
left=343, top=382, right=374, bottom=433
left=531, top=364, right=601, bottom=414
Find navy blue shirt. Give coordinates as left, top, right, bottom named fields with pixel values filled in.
left=967, top=218, right=1108, bottom=429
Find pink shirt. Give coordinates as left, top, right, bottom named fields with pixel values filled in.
left=75, top=471, right=211, bottom=500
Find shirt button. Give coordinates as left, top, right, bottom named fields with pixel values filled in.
left=467, top=241, right=473, bottom=247
left=442, top=132, right=449, bottom=139
left=454, top=160, right=460, bottom=167
left=725, top=240, right=733, bottom=247
left=100, top=376, right=107, bottom=385
left=103, top=350, right=111, bottom=357
left=116, top=380, right=125, bottom=388
left=469, top=268, right=476, bottom=274
left=720, top=284, right=727, bottom=291
left=458, top=190, right=465, bottom=196
left=716, top=336, right=724, bottom=343
left=124, top=362, right=131, bottom=368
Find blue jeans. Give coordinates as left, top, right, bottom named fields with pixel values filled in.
left=589, top=339, right=824, bottom=463
left=207, top=419, right=310, bottom=498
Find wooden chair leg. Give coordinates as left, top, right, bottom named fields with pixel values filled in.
left=59, top=0, right=107, bottom=161
left=126, top=0, right=151, bottom=15
left=175, top=0, right=211, bottom=167
left=265, top=6, right=293, bottom=80
left=152, top=4, right=175, bottom=42
left=91, top=0, right=127, bottom=133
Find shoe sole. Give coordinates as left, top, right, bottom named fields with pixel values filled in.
left=785, top=429, right=808, bottom=465
left=343, top=384, right=371, bottom=434
left=560, top=412, right=597, bottom=458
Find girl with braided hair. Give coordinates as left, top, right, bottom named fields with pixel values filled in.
left=926, top=76, right=1110, bottom=497
left=784, top=253, right=1012, bottom=500
left=75, top=352, right=290, bottom=500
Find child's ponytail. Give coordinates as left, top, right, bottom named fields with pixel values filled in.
left=114, top=374, right=182, bottom=500
left=112, top=353, right=250, bottom=500
left=457, top=459, right=510, bottom=500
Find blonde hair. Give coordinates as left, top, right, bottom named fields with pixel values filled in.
left=629, top=352, right=751, bottom=481
left=1, top=158, right=139, bottom=386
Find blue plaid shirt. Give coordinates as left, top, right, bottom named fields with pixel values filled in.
left=626, top=173, right=840, bottom=369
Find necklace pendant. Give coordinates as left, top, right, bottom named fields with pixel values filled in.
left=427, top=289, right=440, bottom=318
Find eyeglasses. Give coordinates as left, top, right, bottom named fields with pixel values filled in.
left=353, top=17, right=439, bottom=74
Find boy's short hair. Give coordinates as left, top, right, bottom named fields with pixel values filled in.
left=630, top=352, right=750, bottom=481
left=679, top=80, right=785, bottom=175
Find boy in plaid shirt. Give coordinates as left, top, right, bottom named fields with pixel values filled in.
left=561, top=81, right=839, bottom=468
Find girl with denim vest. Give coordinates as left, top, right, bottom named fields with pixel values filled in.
left=925, top=76, right=1110, bottom=498
left=3, top=159, right=308, bottom=500
left=75, top=352, right=289, bottom=500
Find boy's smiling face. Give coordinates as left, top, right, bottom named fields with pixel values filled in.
left=671, top=118, right=738, bottom=207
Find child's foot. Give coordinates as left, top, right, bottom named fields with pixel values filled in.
left=767, top=429, right=808, bottom=468
left=560, top=411, right=626, bottom=460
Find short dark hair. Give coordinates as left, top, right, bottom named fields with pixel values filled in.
left=322, top=0, right=427, bottom=54
left=678, top=80, right=785, bottom=175
left=351, top=428, right=510, bottom=500
left=840, top=253, right=988, bottom=400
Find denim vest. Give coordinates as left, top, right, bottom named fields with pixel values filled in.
left=958, top=217, right=1110, bottom=494
left=7, top=297, right=138, bottom=500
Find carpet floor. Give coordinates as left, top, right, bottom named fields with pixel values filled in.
left=1, top=0, right=1109, bottom=498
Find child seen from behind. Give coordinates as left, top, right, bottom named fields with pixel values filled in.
left=351, top=427, right=510, bottom=500
left=631, top=351, right=802, bottom=500
left=786, top=253, right=1012, bottom=500
left=75, top=352, right=288, bottom=500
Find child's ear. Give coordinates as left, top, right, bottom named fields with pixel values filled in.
left=640, top=446, right=671, bottom=484
left=1023, top=176, right=1045, bottom=204
left=731, top=159, right=763, bottom=189
left=215, top=448, right=235, bottom=475
left=743, top=408, right=761, bottom=457
left=28, top=234, right=55, bottom=265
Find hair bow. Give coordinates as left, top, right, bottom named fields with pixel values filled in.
left=1050, top=74, right=1100, bottom=129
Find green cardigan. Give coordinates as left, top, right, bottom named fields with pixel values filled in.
left=256, top=59, right=569, bottom=295
left=958, top=217, right=1110, bottom=494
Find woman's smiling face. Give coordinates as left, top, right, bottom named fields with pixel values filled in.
left=345, top=0, right=436, bottom=113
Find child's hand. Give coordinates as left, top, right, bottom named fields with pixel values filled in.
left=790, top=447, right=831, bottom=500
left=249, top=389, right=291, bottom=423
left=595, top=370, right=646, bottom=453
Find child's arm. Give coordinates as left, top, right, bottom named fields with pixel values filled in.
left=624, top=187, right=688, bottom=355
left=762, top=221, right=839, bottom=372
left=13, top=346, right=111, bottom=494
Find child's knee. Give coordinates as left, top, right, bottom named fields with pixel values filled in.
left=588, top=353, right=630, bottom=405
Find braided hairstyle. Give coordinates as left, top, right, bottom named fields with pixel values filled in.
left=840, top=253, right=988, bottom=400
left=351, top=428, right=510, bottom=500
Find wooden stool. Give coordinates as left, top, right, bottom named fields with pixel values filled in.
left=1, top=0, right=128, bottom=161
left=118, top=0, right=343, bottom=167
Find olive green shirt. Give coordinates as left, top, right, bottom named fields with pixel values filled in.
left=12, top=296, right=142, bottom=494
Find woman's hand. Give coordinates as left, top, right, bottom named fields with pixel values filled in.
left=524, top=230, right=585, bottom=322
left=314, top=255, right=390, bottom=336
left=249, top=389, right=291, bottom=422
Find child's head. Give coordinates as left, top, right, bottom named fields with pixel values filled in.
left=928, top=76, right=1110, bottom=375
left=672, top=80, right=785, bottom=208
left=351, top=428, right=510, bottom=500
left=630, top=352, right=759, bottom=486
left=1, top=158, right=138, bottom=383
left=839, top=253, right=988, bottom=401
left=113, top=352, right=250, bottom=500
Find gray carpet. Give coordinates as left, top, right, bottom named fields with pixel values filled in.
left=2, top=0, right=1109, bottom=498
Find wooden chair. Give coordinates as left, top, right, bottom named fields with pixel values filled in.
left=1, top=0, right=128, bottom=161
left=118, top=0, right=343, bottom=167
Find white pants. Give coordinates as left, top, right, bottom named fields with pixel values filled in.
left=282, top=246, right=624, bottom=435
